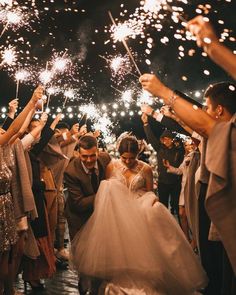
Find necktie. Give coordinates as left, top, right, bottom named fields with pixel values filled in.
left=90, top=168, right=99, bottom=193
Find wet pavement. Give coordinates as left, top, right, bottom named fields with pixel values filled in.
left=16, top=268, right=79, bottom=295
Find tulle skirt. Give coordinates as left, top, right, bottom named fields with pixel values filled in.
left=71, top=179, right=207, bottom=294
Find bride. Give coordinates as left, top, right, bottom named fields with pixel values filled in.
left=71, top=135, right=207, bottom=294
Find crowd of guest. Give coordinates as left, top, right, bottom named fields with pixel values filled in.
left=0, top=15, right=235, bottom=295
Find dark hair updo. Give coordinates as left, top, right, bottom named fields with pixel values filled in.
left=118, top=136, right=139, bottom=155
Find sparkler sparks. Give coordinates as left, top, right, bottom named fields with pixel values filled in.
left=79, top=103, right=100, bottom=121
left=39, top=69, right=52, bottom=85
left=0, top=0, right=12, bottom=6
left=111, top=19, right=143, bottom=42
left=15, top=69, right=28, bottom=82
left=0, top=46, right=17, bottom=67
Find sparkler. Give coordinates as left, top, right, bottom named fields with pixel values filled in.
left=137, top=89, right=154, bottom=106
left=79, top=103, right=100, bottom=125
left=0, top=0, right=12, bottom=6
left=15, top=69, right=28, bottom=99
left=46, top=86, right=58, bottom=109
left=0, top=9, right=23, bottom=38
left=51, top=50, right=70, bottom=74
left=93, top=114, right=113, bottom=139
left=62, top=89, right=74, bottom=111
left=99, top=54, right=139, bottom=79
left=142, top=0, right=187, bottom=24
left=0, top=46, right=17, bottom=68
left=108, top=11, right=142, bottom=76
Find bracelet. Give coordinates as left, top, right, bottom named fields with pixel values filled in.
left=167, top=91, right=178, bottom=107
left=143, top=123, right=149, bottom=126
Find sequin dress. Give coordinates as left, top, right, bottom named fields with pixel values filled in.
left=0, top=144, right=18, bottom=252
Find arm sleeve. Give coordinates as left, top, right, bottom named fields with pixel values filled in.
left=161, top=116, right=191, bottom=136
left=21, top=133, right=35, bottom=150
left=167, top=165, right=184, bottom=175
left=31, top=125, right=54, bottom=156
left=143, top=124, right=161, bottom=151
left=64, top=171, right=95, bottom=213
left=2, top=116, right=14, bottom=131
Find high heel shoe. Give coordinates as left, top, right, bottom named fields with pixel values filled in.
left=24, top=280, right=45, bottom=292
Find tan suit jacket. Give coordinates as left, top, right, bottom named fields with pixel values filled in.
left=205, top=114, right=236, bottom=274
left=64, top=151, right=111, bottom=240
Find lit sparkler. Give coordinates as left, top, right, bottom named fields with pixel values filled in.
left=111, top=19, right=143, bottom=42
left=79, top=103, right=100, bottom=122
left=0, top=0, right=12, bottom=6
left=0, top=9, right=23, bottom=37
left=15, top=69, right=28, bottom=98
left=108, top=11, right=142, bottom=76
left=99, top=54, right=138, bottom=79
left=121, top=89, right=133, bottom=104
left=46, top=86, right=58, bottom=109
left=137, top=89, right=154, bottom=106
left=93, top=114, right=113, bottom=139
left=62, top=89, right=74, bottom=110
left=0, top=46, right=17, bottom=67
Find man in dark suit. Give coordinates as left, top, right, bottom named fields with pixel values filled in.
left=64, top=134, right=111, bottom=295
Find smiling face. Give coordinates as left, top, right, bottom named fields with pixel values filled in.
left=160, top=136, right=173, bottom=148
left=120, top=152, right=138, bottom=169
left=79, top=146, right=98, bottom=170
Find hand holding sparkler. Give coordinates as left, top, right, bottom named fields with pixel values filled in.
left=187, top=15, right=236, bottom=80
left=187, top=16, right=218, bottom=50
left=141, top=104, right=154, bottom=116
left=30, top=85, right=44, bottom=106
left=141, top=112, right=149, bottom=125
left=7, top=98, right=18, bottom=118
left=93, top=130, right=101, bottom=138
left=39, top=112, right=48, bottom=126
left=78, top=124, right=87, bottom=138
left=50, top=113, right=62, bottom=130
left=139, top=74, right=169, bottom=99
left=70, top=123, right=79, bottom=135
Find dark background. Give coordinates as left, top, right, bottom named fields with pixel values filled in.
left=0, top=0, right=236, bottom=138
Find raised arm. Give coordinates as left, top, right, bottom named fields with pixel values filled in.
left=139, top=74, right=215, bottom=138
left=0, top=86, right=43, bottom=145
left=187, top=15, right=236, bottom=80
left=141, top=113, right=162, bottom=151
left=141, top=104, right=192, bottom=136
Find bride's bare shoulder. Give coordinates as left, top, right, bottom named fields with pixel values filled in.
left=106, top=159, right=119, bottom=178
left=138, top=160, right=151, bottom=170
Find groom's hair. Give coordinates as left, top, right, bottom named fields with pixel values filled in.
left=78, top=135, right=98, bottom=151
left=204, top=81, right=236, bottom=114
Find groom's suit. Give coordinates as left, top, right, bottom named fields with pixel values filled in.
left=64, top=151, right=111, bottom=240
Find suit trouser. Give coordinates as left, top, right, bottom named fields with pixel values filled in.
left=55, top=191, right=66, bottom=250
left=158, top=182, right=181, bottom=216
left=198, top=183, right=223, bottom=295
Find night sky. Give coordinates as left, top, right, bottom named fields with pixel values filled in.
left=0, top=0, right=236, bottom=138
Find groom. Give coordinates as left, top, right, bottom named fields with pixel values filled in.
left=64, top=134, right=111, bottom=295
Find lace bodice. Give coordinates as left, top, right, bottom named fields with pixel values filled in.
left=109, top=159, right=147, bottom=193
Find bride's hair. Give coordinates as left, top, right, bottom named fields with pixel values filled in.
left=118, top=135, right=139, bottom=155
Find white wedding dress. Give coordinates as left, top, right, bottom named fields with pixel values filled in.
left=71, top=159, right=207, bottom=294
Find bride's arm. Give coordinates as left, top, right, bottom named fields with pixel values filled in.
left=144, top=165, right=154, bottom=191
left=105, top=161, right=114, bottom=179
